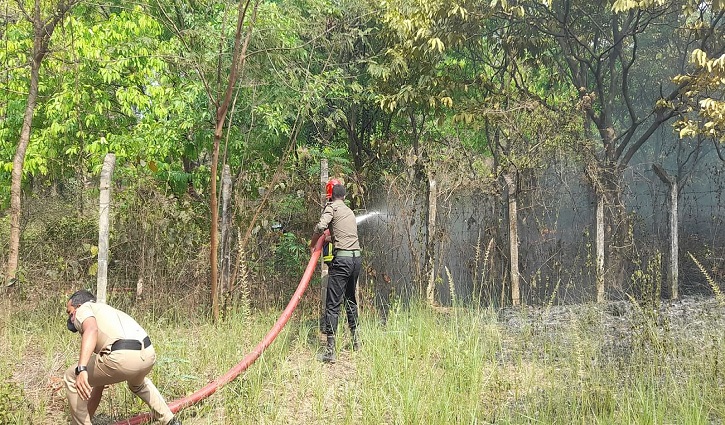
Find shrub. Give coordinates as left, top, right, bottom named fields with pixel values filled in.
left=0, top=376, right=30, bottom=423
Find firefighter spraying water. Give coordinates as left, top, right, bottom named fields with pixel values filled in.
left=311, top=178, right=362, bottom=363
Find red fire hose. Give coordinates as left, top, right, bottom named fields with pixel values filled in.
left=112, top=231, right=327, bottom=425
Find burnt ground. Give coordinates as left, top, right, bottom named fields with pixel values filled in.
left=497, top=295, right=725, bottom=365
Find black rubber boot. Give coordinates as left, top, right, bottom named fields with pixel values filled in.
left=351, top=329, right=361, bottom=351
left=322, top=335, right=336, bottom=363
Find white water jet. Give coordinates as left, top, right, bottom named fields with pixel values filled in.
left=356, top=210, right=380, bottom=225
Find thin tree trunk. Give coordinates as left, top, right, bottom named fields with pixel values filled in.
left=6, top=70, right=37, bottom=283
left=425, top=177, right=437, bottom=306
left=220, top=165, right=232, bottom=299
left=210, top=140, right=221, bottom=319
left=96, top=153, right=115, bottom=304
left=504, top=172, right=520, bottom=307
left=7, top=0, right=75, bottom=283
left=210, top=0, right=256, bottom=321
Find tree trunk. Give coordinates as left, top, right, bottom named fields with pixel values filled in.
left=220, top=165, right=232, bottom=300
left=96, top=153, right=115, bottom=304
left=425, top=177, right=437, bottom=306
left=504, top=172, right=520, bottom=307
left=210, top=0, right=256, bottom=322
left=6, top=72, right=37, bottom=283
left=653, top=164, right=679, bottom=300
left=7, top=0, right=74, bottom=283
left=210, top=137, right=220, bottom=320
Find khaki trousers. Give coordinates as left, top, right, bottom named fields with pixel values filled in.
left=64, top=345, right=174, bottom=425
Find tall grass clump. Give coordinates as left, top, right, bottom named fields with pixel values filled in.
left=689, top=251, right=725, bottom=305
left=0, top=295, right=80, bottom=423
left=471, top=232, right=496, bottom=307
left=357, top=302, right=500, bottom=423
left=496, top=305, right=616, bottom=424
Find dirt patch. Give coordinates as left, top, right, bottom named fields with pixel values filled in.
left=249, top=341, right=361, bottom=425
left=8, top=346, right=67, bottom=424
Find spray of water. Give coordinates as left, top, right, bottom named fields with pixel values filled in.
left=356, top=210, right=380, bottom=225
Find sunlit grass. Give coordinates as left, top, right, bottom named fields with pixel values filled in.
left=2, top=296, right=725, bottom=424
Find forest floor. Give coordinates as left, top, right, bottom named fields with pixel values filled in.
left=11, top=294, right=724, bottom=424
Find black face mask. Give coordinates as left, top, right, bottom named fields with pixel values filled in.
left=67, top=313, right=78, bottom=333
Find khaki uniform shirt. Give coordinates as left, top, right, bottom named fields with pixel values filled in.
left=314, top=199, right=360, bottom=251
left=72, top=302, right=149, bottom=354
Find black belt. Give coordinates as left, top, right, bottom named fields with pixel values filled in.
left=110, top=336, right=152, bottom=351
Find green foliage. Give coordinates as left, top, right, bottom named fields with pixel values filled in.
left=0, top=4, right=209, bottom=208
left=0, top=0, right=719, bottom=213
left=43, top=7, right=203, bottom=171
left=0, top=374, right=30, bottom=424
left=674, top=48, right=725, bottom=143
left=630, top=251, right=663, bottom=310
left=372, top=0, right=491, bottom=115
left=614, top=0, right=725, bottom=14
left=689, top=251, right=725, bottom=305
left=156, top=169, right=194, bottom=197
left=274, top=231, right=308, bottom=274
left=110, top=173, right=209, bottom=290
left=298, top=144, right=353, bottom=180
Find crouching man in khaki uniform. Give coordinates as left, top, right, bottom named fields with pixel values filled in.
left=63, top=289, right=181, bottom=425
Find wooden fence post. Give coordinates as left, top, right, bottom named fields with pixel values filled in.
left=97, top=153, right=115, bottom=304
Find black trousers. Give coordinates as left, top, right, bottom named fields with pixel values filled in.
left=323, top=255, right=362, bottom=335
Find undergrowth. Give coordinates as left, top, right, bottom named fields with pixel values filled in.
left=0, top=375, right=31, bottom=424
